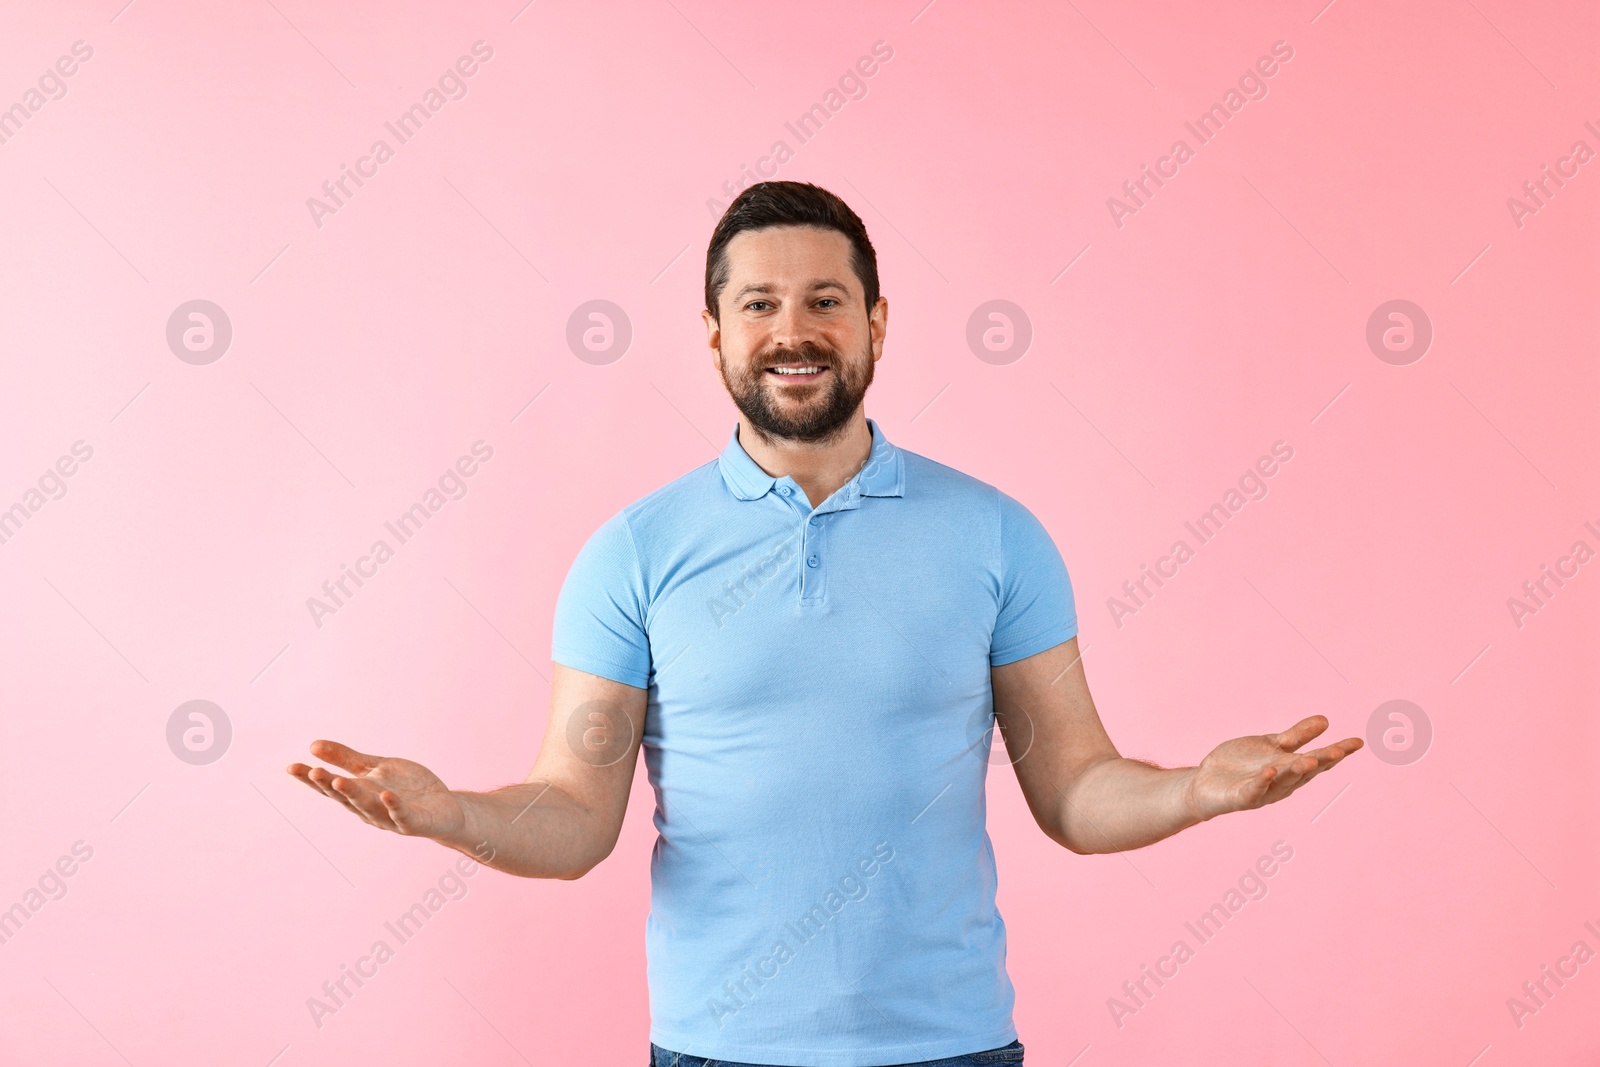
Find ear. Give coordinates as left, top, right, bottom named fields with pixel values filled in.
left=701, top=307, right=720, bottom=348
left=702, top=308, right=724, bottom=369
left=869, top=296, right=888, bottom=362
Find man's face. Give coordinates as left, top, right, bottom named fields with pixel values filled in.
left=703, top=225, right=886, bottom=443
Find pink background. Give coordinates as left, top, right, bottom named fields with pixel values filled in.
left=2, top=1, right=1597, bottom=1063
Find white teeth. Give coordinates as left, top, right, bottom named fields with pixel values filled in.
left=771, top=366, right=823, bottom=375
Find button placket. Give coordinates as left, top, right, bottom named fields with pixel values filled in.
left=800, top=509, right=827, bottom=602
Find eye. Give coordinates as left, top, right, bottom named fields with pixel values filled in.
left=746, top=300, right=772, bottom=311
left=816, top=298, right=840, bottom=308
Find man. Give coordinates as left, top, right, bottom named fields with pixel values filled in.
left=288, top=181, right=1361, bottom=1067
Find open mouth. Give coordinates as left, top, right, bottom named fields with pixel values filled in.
left=766, top=364, right=828, bottom=383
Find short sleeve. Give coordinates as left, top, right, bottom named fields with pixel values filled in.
left=990, top=491, right=1079, bottom=666
left=550, top=511, right=652, bottom=689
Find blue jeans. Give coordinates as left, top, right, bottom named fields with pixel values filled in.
left=648, top=1038, right=1024, bottom=1066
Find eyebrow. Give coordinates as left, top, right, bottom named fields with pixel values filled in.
left=730, top=279, right=851, bottom=304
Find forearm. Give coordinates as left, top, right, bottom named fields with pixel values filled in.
left=1052, top=757, right=1203, bottom=854
left=437, top=780, right=616, bottom=879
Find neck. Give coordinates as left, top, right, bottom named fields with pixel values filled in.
left=738, top=413, right=872, bottom=508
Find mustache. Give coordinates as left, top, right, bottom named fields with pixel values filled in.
left=757, top=342, right=836, bottom=369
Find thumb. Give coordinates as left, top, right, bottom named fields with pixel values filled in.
left=1269, top=715, right=1328, bottom=751
left=310, top=739, right=381, bottom=775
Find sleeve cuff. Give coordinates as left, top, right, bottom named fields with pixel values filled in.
left=989, top=623, right=1079, bottom=667
left=550, top=649, right=651, bottom=690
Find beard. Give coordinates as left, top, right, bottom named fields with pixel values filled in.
left=717, top=337, right=875, bottom=444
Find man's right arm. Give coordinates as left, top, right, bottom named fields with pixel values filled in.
left=449, top=664, right=648, bottom=878
left=286, top=663, right=648, bottom=880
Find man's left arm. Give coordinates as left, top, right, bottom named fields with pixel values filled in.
left=990, top=636, right=1363, bottom=855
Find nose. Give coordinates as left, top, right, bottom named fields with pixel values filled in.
left=767, top=301, right=812, bottom=352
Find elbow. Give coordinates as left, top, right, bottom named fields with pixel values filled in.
left=1040, top=812, right=1112, bottom=855
left=1036, top=816, right=1091, bottom=855
left=553, top=855, right=600, bottom=880
left=558, top=839, right=619, bottom=880
left=1052, top=830, right=1099, bottom=856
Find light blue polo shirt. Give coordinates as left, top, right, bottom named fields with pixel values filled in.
left=551, top=418, right=1078, bottom=1066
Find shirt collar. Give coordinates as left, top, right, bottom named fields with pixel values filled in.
left=718, top=417, right=905, bottom=505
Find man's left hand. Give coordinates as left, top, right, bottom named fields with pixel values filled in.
left=1183, top=715, right=1363, bottom=822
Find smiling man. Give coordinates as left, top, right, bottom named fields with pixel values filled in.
left=288, top=180, right=1361, bottom=1067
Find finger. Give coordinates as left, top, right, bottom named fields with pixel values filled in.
left=1259, top=754, right=1320, bottom=798
left=306, top=767, right=362, bottom=812
left=1269, top=715, right=1329, bottom=752
left=1276, top=763, right=1312, bottom=790
left=304, top=768, right=363, bottom=815
left=304, top=765, right=340, bottom=795
left=1275, top=760, right=1338, bottom=800
left=286, top=763, right=326, bottom=793
left=330, top=776, right=400, bottom=831
left=298, top=764, right=337, bottom=797
left=377, top=790, right=421, bottom=835
left=1237, top=764, right=1278, bottom=808
left=1309, top=743, right=1363, bottom=778
left=1272, top=746, right=1354, bottom=796
left=1303, top=739, right=1360, bottom=765
left=287, top=766, right=348, bottom=806
left=309, top=739, right=382, bottom=776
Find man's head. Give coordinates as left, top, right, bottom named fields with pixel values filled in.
left=703, top=182, right=887, bottom=444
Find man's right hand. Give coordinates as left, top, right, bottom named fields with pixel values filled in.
left=287, top=740, right=467, bottom=842
left=284, top=665, right=650, bottom=879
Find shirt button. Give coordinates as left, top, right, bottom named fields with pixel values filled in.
left=808, top=517, right=820, bottom=526
left=779, top=486, right=792, bottom=496
left=806, top=554, right=819, bottom=567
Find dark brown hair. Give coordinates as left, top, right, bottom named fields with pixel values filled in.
left=704, top=181, right=880, bottom=322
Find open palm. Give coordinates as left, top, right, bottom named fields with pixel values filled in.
left=1186, top=715, right=1362, bottom=821
left=286, top=740, right=466, bottom=840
